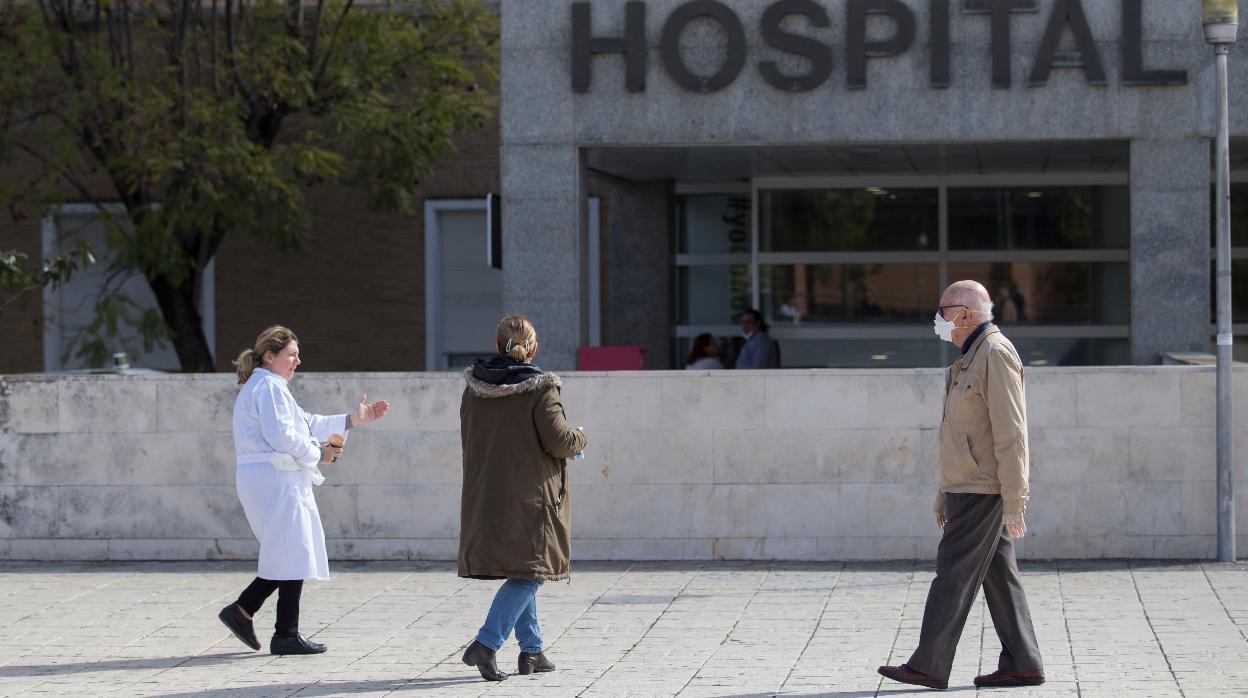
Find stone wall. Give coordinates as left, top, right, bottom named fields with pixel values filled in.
left=0, top=368, right=1245, bottom=561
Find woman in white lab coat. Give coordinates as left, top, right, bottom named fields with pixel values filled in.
left=217, top=325, right=389, bottom=655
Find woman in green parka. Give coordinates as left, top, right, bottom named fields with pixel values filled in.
left=458, top=314, right=588, bottom=682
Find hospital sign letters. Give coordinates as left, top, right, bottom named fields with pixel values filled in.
left=570, top=0, right=1188, bottom=93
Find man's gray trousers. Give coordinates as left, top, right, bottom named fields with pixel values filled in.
left=907, top=493, right=1044, bottom=681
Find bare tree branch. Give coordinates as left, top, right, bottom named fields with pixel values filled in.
left=12, top=141, right=99, bottom=205
left=104, top=6, right=121, bottom=71
left=170, top=0, right=192, bottom=87
left=306, top=0, right=326, bottom=71
left=210, top=0, right=219, bottom=92
left=10, top=140, right=132, bottom=237
left=33, top=0, right=53, bottom=30
left=221, top=0, right=255, bottom=105
left=313, top=0, right=354, bottom=88
left=123, top=0, right=135, bottom=80
left=287, top=0, right=303, bottom=40
left=223, top=0, right=233, bottom=52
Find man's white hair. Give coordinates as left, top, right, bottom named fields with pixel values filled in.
left=969, top=297, right=994, bottom=319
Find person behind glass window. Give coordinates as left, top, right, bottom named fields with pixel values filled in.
left=996, top=287, right=1019, bottom=324
left=777, top=294, right=803, bottom=324
left=685, top=333, right=724, bottom=370
left=734, top=309, right=778, bottom=369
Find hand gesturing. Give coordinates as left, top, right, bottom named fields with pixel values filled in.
left=353, top=394, right=390, bottom=426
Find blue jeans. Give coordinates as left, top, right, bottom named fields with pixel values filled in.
left=476, top=579, right=543, bottom=653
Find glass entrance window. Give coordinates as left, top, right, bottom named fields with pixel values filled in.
left=948, top=187, right=1130, bottom=249
left=762, top=263, right=940, bottom=324
left=680, top=194, right=751, bottom=254
left=678, top=194, right=752, bottom=326
left=762, top=189, right=938, bottom=252
left=759, top=188, right=940, bottom=329
left=1235, top=259, right=1248, bottom=325
left=679, top=265, right=751, bottom=325
left=947, top=262, right=1130, bottom=326
left=676, top=182, right=1131, bottom=368
left=1210, top=183, right=1248, bottom=357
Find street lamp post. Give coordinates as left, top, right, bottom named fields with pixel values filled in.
left=1204, top=0, right=1238, bottom=563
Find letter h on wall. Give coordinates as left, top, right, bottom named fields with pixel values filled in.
left=572, top=2, right=647, bottom=93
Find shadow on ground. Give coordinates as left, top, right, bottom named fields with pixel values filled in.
left=717, top=688, right=978, bottom=697
left=150, top=683, right=979, bottom=697
left=151, top=675, right=520, bottom=696
left=0, top=652, right=255, bottom=677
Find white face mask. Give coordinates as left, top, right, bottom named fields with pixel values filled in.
left=933, top=312, right=957, bottom=344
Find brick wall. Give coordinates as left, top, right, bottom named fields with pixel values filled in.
left=0, top=151, right=46, bottom=375
left=0, top=153, right=125, bottom=374
left=0, top=112, right=501, bottom=375
left=214, top=112, right=500, bottom=373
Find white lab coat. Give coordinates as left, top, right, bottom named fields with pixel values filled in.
left=232, top=368, right=348, bottom=581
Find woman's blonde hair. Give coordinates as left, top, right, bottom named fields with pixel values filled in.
left=496, top=315, right=537, bottom=362
left=233, top=325, right=299, bottom=384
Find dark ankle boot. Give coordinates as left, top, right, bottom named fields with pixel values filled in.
left=462, top=640, right=508, bottom=681
left=518, top=651, right=555, bottom=675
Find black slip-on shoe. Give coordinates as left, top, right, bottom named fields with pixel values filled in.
left=518, top=651, right=555, bottom=675
left=462, top=640, right=508, bottom=681
left=270, top=633, right=327, bottom=655
left=217, top=604, right=260, bottom=651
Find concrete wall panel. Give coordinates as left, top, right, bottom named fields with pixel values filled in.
left=0, top=368, right=1244, bottom=561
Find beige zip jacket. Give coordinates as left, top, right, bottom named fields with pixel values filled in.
left=935, top=325, right=1030, bottom=517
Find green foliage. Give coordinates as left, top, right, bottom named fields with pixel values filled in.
left=70, top=292, right=173, bottom=368
left=0, top=243, right=96, bottom=313
left=0, top=0, right=497, bottom=370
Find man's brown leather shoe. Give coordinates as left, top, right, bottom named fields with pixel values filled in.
left=878, top=663, right=948, bottom=690
left=974, top=669, right=1045, bottom=687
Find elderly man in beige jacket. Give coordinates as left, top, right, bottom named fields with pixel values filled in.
left=879, top=280, right=1044, bottom=691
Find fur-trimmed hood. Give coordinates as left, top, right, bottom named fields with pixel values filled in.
left=463, top=366, right=561, bottom=399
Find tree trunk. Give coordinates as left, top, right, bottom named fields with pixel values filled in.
left=149, top=272, right=215, bottom=372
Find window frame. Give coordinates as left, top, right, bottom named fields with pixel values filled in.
left=40, top=203, right=215, bottom=371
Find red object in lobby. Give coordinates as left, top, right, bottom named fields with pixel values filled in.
left=577, top=346, right=647, bottom=371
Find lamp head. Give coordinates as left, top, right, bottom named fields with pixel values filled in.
left=1204, top=0, right=1239, bottom=45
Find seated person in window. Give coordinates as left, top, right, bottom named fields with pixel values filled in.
left=685, top=334, right=724, bottom=370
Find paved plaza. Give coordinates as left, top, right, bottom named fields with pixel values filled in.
left=0, top=560, right=1244, bottom=697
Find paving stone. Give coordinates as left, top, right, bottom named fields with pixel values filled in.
left=0, top=560, right=1242, bottom=696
